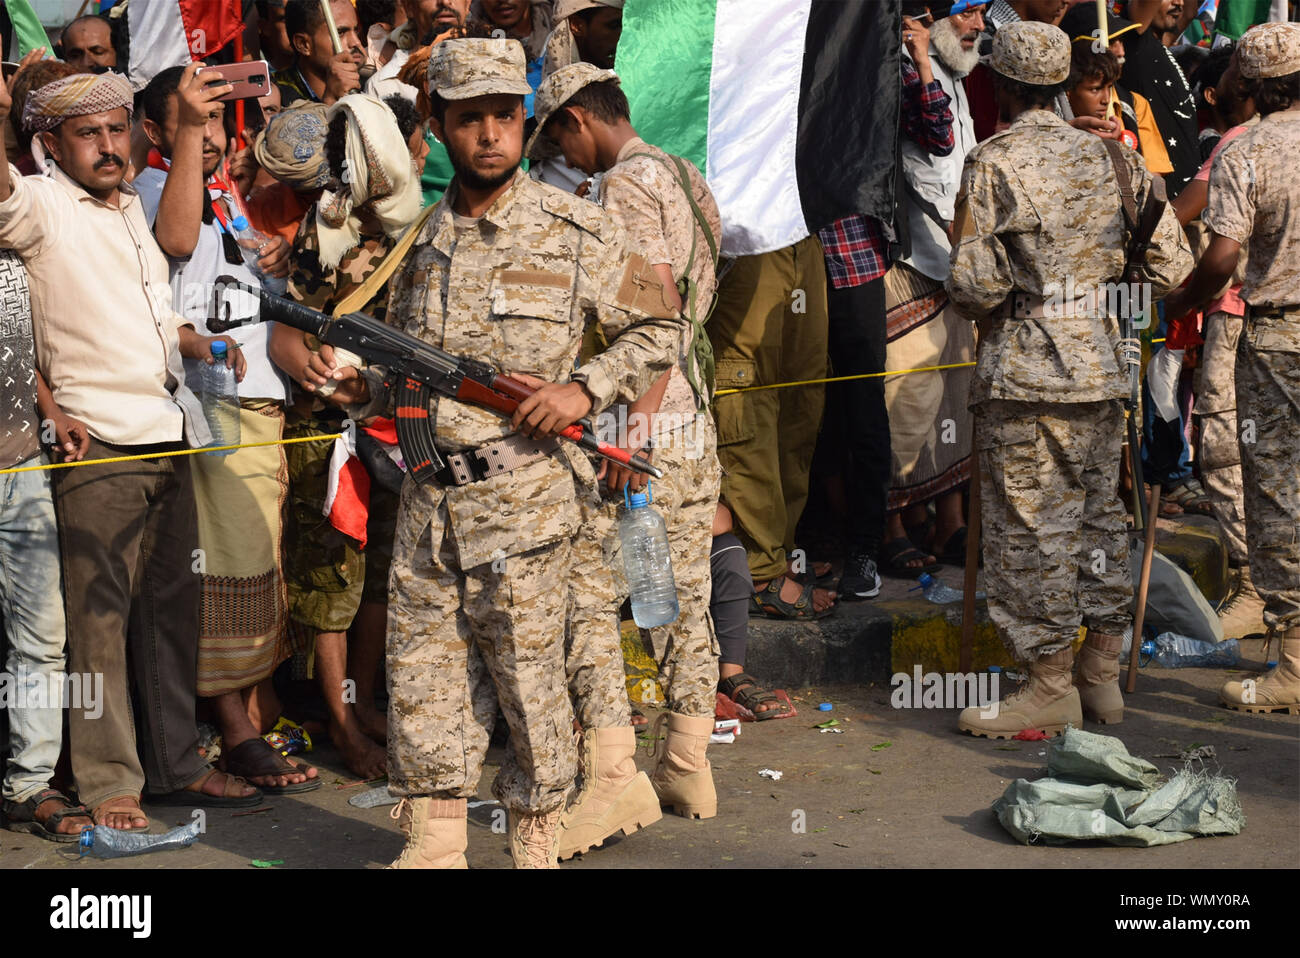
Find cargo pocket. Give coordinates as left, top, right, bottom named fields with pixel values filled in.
left=976, top=413, right=1042, bottom=577
left=712, top=358, right=757, bottom=447
left=1246, top=311, right=1300, bottom=354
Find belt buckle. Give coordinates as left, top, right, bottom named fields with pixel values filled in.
left=465, top=447, right=492, bottom=482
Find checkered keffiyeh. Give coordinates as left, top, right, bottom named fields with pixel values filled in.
left=21, top=72, right=134, bottom=134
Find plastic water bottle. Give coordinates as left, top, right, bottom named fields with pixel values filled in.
left=228, top=215, right=287, bottom=295
left=620, top=482, right=679, bottom=628
left=199, top=340, right=240, bottom=456
left=1150, top=632, right=1241, bottom=669
left=78, top=820, right=202, bottom=859
left=911, top=572, right=967, bottom=604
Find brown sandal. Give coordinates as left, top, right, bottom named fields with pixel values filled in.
left=3, top=788, right=95, bottom=842
left=221, top=738, right=321, bottom=795
left=144, top=769, right=262, bottom=808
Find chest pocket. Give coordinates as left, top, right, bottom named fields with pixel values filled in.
left=488, top=270, right=575, bottom=377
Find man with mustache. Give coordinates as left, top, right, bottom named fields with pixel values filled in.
left=0, top=71, right=262, bottom=830
left=367, top=0, right=472, bottom=101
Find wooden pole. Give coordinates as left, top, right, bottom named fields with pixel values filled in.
left=320, top=0, right=343, bottom=54
left=1126, top=483, right=1162, bottom=693
left=959, top=455, right=980, bottom=675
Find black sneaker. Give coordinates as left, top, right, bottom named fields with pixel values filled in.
left=839, top=551, right=881, bottom=600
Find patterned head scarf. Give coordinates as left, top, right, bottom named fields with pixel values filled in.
left=254, top=102, right=332, bottom=191
left=21, top=71, right=134, bottom=133
left=316, top=94, right=422, bottom=270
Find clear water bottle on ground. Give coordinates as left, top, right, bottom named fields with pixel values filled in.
left=79, top=820, right=203, bottom=859
left=912, top=572, right=966, bottom=604
left=200, top=340, right=240, bottom=456
left=1151, top=632, right=1241, bottom=669
left=228, top=215, right=287, bottom=295
left=620, top=483, right=679, bottom=628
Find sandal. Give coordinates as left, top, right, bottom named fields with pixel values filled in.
left=3, top=788, right=94, bottom=843
left=933, top=526, right=971, bottom=566
left=221, top=738, right=322, bottom=795
left=718, top=673, right=792, bottom=721
left=880, top=537, right=942, bottom=579
left=788, top=558, right=835, bottom=588
left=92, top=795, right=150, bottom=831
left=144, top=769, right=263, bottom=808
left=1164, top=477, right=1214, bottom=516
left=750, top=576, right=834, bottom=621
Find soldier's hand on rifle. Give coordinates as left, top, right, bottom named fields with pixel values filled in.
left=303, top=342, right=368, bottom=405
left=509, top=372, right=594, bottom=441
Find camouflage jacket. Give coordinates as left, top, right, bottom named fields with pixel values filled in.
left=947, top=109, right=1192, bottom=405
left=1205, top=110, right=1300, bottom=309
left=352, top=168, right=684, bottom=568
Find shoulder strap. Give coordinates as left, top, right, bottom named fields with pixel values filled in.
left=332, top=203, right=437, bottom=317
left=1102, top=138, right=1139, bottom=233
left=624, top=151, right=719, bottom=268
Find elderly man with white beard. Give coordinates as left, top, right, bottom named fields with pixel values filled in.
left=876, top=1, right=984, bottom=578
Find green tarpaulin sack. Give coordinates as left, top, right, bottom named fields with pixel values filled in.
left=992, top=727, right=1245, bottom=847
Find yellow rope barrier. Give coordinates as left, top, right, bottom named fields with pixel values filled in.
left=0, top=433, right=344, bottom=476
left=714, top=338, right=1166, bottom=397
left=6, top=338, right=1171, bottom=471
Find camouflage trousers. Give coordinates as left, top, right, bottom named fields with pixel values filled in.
left=1237, top=308, right=1300, bottom=629
left=1194, top=311, right=1248, bottom=564
left=976, top=399, right=1132, bottom=659
left=567, top=414, right=723, bottom=723
left=386, top=480, right=577, bottom=813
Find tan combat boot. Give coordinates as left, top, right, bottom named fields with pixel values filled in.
left=509, top=807, right=563, bottom=868
left=1218, top=565, right=1267, bottom=640
left=650, top=712, right=716, bottom=819
left=1220, top=625, right=1300, bottom=714
left=1075, top=631, right=1125, bottom=724
left=387, top=797, right=468, bottom=869
left=557, top=726, right=662, bottom=860
left=958, top=647, right=1082, bottom=739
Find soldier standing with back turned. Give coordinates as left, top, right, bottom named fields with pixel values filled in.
left=1165, top=22, right=1300, bottom=716
left=946, top=22, right=1191, bottom=738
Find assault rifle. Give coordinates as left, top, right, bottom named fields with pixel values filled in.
left=210, top=283, right=662, bottom=485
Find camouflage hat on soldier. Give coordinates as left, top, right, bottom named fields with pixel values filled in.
left=427, top=37, right=533, bottom=100
left=1237, top=22, right=1300, bottom=79
left=525, top=61, right=618, bottom=158
left=984, top=20, right=1071, bottom=85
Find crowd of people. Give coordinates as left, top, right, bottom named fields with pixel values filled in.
left=0, top=0, right=1294, bottom=868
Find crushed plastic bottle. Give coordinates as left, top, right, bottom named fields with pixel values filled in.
left=1150, top=632, right=1241, bottom=669
left=78, top=819, right=202, bottom=859
left=910, top=572, right=981, bottom=604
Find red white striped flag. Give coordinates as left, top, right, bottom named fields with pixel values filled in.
left=127, top=0, right=243, bottom=89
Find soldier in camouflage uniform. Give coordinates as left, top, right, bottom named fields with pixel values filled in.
left=1165, top=22, right=1300, bottom=715
left=330, top=38, right=686, bottom=867
left=527, top=63, right=724, bottom=856
left=946, top=22, right=1192, bottom=738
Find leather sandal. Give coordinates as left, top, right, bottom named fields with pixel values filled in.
left=750, top=577, right=833, bottom=620
left=144, top=769, right=263, bottom=808
left=221, top=738, right=321, bottom=795
left=718, top=673, right=792, bottom=721
left=3, top=788, right=94, bottom=842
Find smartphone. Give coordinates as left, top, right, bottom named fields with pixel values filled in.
left=203, top=60, right=271, bottom=102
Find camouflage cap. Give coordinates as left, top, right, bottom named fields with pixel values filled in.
left=554, top=0, right=623, bottom=18
left=1238, top=22, right=1300, bottom=80
left=524, top=61, right=619, bottom=158
left=983, top=20, right=1070, bottom=86
left=427, top=37, right=533, bottom=100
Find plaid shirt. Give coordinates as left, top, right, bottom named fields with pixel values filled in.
left=819, top=61, right=953, bottom=289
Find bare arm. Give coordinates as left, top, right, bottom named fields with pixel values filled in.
left=1172, top=177, right=1208, bottom=226
left=150, top=63, right=232, bottom=257
left=0, top=46, right=46, bottom=203
left=1163, top=232, right=1241, bottom=319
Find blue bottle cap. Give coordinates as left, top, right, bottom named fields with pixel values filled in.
left=988, top=665, right=1002, bottom=673
left=628, top=491, right=649, bottom=508
left=231, top=215, right=250, bottom=231
left=917, top=572, right=934, bottom=587
left=211, top=340, right=228, bottom=357
left=817, top=702, right=832, bottom=711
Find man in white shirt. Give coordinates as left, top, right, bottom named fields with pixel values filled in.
left=0, top=71, right=260, bottom=829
